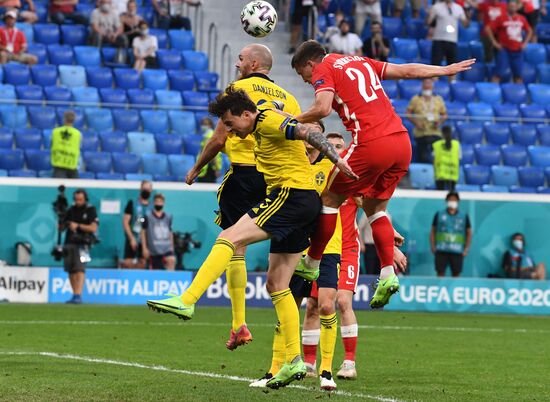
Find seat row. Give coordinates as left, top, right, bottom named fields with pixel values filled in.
left=455, top=123, right=550, bottom=146
left=461, top=144, right=550, bottom=167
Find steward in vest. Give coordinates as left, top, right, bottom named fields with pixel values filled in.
left=430, top=191, right=472, bottom=277
left=432, top=125, right=460, bottom=191
left=51, top=110, right=81, bottom=179
left=141, top=193, right=176, bottom=271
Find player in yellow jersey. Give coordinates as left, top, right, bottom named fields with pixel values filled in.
left=183, top=44, right=301, bottom=351
left=148, top=86, right=357, bottom=389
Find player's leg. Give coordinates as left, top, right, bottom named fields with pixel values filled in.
left=302, top=295, right=320, bottom=376
left=336, top=290, right=358, bottom=380
left=318, top=286, right=338, bottom=390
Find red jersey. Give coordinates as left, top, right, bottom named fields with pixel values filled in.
left=478, top=1, right=507, bottom=35
left=0, top=27, right=26, bottom=54
left=491, top=13, right=530, bottom=51
left=312, top=53, right=406, bottom=143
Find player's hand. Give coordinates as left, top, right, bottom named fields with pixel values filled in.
left=462, top=248, right=469, bottom=257
left=69, top=222, right=79, bottom=232
left=444, top=58, right=476, bottom=76
left=130, top=237, right=138, bottom=251
left=393, top=246, right=408, bottom=273
left=394, top=229, right=405, bottom=247
left=185, top=168, right=200, bottom=185
left=336, top=158, right=359, bottom=180
left=142, top=247, right=150, bottom=260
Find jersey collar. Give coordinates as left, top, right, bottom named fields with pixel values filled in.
left=243, top=72, right=274, bottom=82
left=311, top=152, right=325, bottom=165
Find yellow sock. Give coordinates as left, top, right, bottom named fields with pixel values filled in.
left=226, top=255, right=247, bottom=331
left=319, top=313, right=338, bottom=374
left=270, top=289, right=300, bottom=363
left=268, top=321, right=285, bottom=375
left=180, top=238, right=235, bottom=305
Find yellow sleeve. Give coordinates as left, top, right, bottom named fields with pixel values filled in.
left=257, top=110, right=299, bottom=140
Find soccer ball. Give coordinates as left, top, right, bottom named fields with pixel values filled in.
left=240, top=1, right=278, bottom=38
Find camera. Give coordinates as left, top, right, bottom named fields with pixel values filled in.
left=173, top=231, right=201, bottom=270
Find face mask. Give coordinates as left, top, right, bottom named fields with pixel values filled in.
left=513, top=239, right=523, bottom=250
left=140, top=28, right=148, bottom=36
left=422, top=89, right=432, bottom=97
left=200, top=124, right=210, bottom=132
left=140, top=190, right=151, bottom=200
left=154, top=205, right=163, bottom=211
left=447, top=201, right=458, bottom=210
left=100, top=4, right=110, bottom=12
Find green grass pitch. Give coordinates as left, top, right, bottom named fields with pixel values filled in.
left=1, top=304, right=548, bottom=401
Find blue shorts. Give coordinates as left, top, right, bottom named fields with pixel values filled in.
left=496, top=49, right=523, bottom=80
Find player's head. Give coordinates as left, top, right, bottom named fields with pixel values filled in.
left=236, top=44, right=273, bottom=79
left=209, top=86, right=258, bottom=138
left=291, top=40, right=327, bottom=84
left=326, top=132, right=345, bottom=152
left=507, top=0, right=519, bottom=13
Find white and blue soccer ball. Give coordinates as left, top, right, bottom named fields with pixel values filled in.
left=240, top=1, right=278, bottom=38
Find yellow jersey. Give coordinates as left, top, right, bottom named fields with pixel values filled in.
left=225, top=73, right=302, bottom=165
left=252, top=109, right=314, bottom=192
left=311, top=155, right=342, bottom=255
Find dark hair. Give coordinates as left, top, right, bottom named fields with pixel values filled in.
left=326, top=132, right=344, bottom=141
left=74, top=188, right=88, bottom=201
left=291, top=40, right=327, bottom=69
left=445, top=191, right=459, bottom=201
left=442, top=125, right=453, bottom=150
left=138, top=20, right=148, bottom=28
left=154, top=193, right=165, bottom=201
left=208, top=86, right=257, bottom=118
left=371, top=21, right=381, bottom=27
left=511, top=232, right=524, bottom=240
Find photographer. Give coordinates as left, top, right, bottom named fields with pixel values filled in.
left=141, top=193, right=175, bottom=270
left=64, top=189, right=99, bottom=304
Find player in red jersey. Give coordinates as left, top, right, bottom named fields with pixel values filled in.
left=290, top=40, right=475, bottom=308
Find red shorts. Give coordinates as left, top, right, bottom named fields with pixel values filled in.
left=328, top=131, right=412, bottom=199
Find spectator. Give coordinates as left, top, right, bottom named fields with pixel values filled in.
left=288, top=0, right=313, bottom=53
left=141, top=193, right=176, bottom=270
left=354, top=0, right=382, bottom=37
left=358, top=211, right=392, bottom=275
left=51, top=110, right=81, bottom=179
left=0, top=0, right=38, bottom=24
left=361, top=21, right=390, bottom=61
left=430, top=191, right=472, bottom=277
left=63, top=189, right=99, bottom=304
left=432, top=125, right=460, bottom=191
left=476, top=0, right=507, bottom=62
left=121, top=180, right=153, bottom=269
left=502, top=233, right=546, bottom=280
left=0, top=10, right=37, bottom=65
left=519, top=0, right=545, bottom=41
left=120, top=0, right=143, bottom=46
left=132, top=20, right=157, bottom=72
left=112, top=0, right=128, bottom=17
left=197, top=117, right=222, bottom=183
left=428, top=0, right=469, bottom=70
left=329, top=19, right=363, bottom=55
left=49, top=0, right=88, bottom=25
left=407, top=78, right=448, bottom=163
left=152, top=0, right=196, bottom=31
left=486, top=0, right=532, bottom=83
left=89, top=0, right=128, bottom=64
left=394, top=0, right=425, bottom=18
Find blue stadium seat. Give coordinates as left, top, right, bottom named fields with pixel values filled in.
left=457, top=41, right=471, bottom=61
left=194, top=71, right=219, bottom=92
left=128, top=132, right=156, bottom=154
left=112, top=110, right=140, bottom=132
left=85, top=108, right=113, bottom=131
left=528, top=145, right=550, bottom=167
left=181, top=134, right=201, bottom=155
left=169, top=111, right=196, bottom=135
left=27, top=43, right=48, bottom=65
left=142, top=153, right=169, bottom=175
left=451, top=81, right=476, bottom=103
left=405, top=18, right=428, bottom=39
left=142, top=69, right=168, bottom=90
left=60, top=24, right=87, bottom=46
left=446, top=101, right=467, bottom=123
left=397, top=80, right=421, bottom=99
left=382, top=17, right=403, bottom=37
left=525, top=43, right=547, bottom=65
left=528, top=83, right=550, bottom=104
left=33, top=24, right=60, bottom=44
left=545, top=166, right=550, bottom=183
left=467, top=102, right=493, bottom=122
left=155, top=133, right=183, bottom=154
left=182, top=91, right=209, bottom=108
left=182, top=50, right=208, bottom=71
left=482, top=184, right=509, bottom=193
left=155, top=90, right=182, bottom=108
left=510, top=185, right=537, bottom=193
left=15, top=128, right=42, bottom=149
left=149, top=28, right=168, bottom=49
left=461, top=63, right=486, bottom=83
left=0, top=129, right=13, bottom=148
left=141, top=110, right=169, bottom=133
left=74, top=46, right=101, bottom=67
left=59, top=65, right=86, bottom=88
left=96, top=172, right=124, bottom=180
left=474, top=144, right=501, bottom=166
left=1, top=106, right=28, bottom=129
left=81, top=130, right=100, bottom=152
left=493, top=103, right=520, bottom=121
left=475, top=82, right=501, bottom=104
left=56, top=107, right=84, bottom=129
left=418, top=39, right=432, bottom=60
left=17, top=22, right=34, bottom=43
left=100, top=131, right=127, bottom=153
left=519, top=104, right=546, bottom=124
left=157, top=50, right=182, bottom=70
left=469, top=40, right=484, bottom=61
left=127, top=89, right=155, bottom=109
left=0, top=84, right=16, bottom=101
left=78, top=171, right=96, bottom=179
left=491, top=165, right=518, bottom=186
left=16, top=85, right=44, bottom=102
left=433, top=81, right=450, bottom=100
left=484, top=123, right=510, bottom=145
left=141, top=6, right=155, bottom=26
left=44, top=86, right=72, bottom=105
left=9, top=169, right=37, bottom=177
left=536, top=23, right=550, bottom=43
left=101, top=47, right=124, bottom=65
left=459, top=21, right=480, bottom=42
left=112, top=152, right=141, bottom=174
left=510, top=123, right=537, bottom=146
left=168, top=154, right=194, bottom=178
left=168, top=69, right=195, bottom=91
left=99, top=88, right=128, bottom=108
left=408, top=163, right=434, bottom=189
left=501, top=144, right=528, bottom=166
left=461, top=143, right=474, bottom=165
left=169, top=29, right=195, bottom=50
left=25, top=149, right=51, bottom=171
left=0, top=149, right=24, bottom=170
left=537, top=186, right=550, bottom=193
left=4, top=63, right=30, bottom=86
left=28, top=106, right=56, bottom=130
left=455, top=184, right=481, bottom=192
left=31, top=65, right=58, bottom=87
left=392, top=38, right=418, bottom=62
left=382, top=80, right=398, bottom=99
left=154, top=174, right=177, bottom=182
left=522, top=63, right=537, bottom=85
left=537, top=124, right=550, bottom=146
left=537, top=63, right=550, bottom=84
left=518, top=166, right=545, bottom=187
left=125, top=173, right=153, bottom=181
left=86, top=67, right=114, bottom=89
left=47, top=44, right=74, bottom=65
left=464, top=164, right=491, bottom=185
left=390, top=99, right=408, bottom=116
left=456, top=123, right=483, bottom=144
left=114, top=68, right=140, bottom=90
left=502, top=83, right=528, bottom=104
left=71, top=87, right=99, bottom=105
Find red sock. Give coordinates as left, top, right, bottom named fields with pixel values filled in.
left=303, top=344, right=317, bottom=365
left=370, top=216, right=394, bottom=267
left=342, top=337, right=357, bottom=361
left=308, top=212, right=338, bottom=260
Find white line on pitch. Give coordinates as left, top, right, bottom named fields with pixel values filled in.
left=0, top=351, right=404, bottom=402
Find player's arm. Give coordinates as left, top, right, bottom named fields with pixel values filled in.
left=295, top=91, right=334, bottom=124
left=185, top=120, right=228, bottom=185
left=384, top=59, right=476, bottom=80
